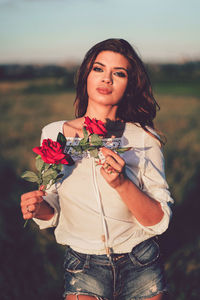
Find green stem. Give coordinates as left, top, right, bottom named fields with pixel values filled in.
left=24, top=183, right=41, bottom=229
left=24, top=219, right=28, bottom=228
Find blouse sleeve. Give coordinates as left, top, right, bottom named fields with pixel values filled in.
left=33, top=126, right=61, bottom=229
left=135, top=130, right=174, bottom=235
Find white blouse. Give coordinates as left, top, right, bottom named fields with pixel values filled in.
left=33, top=121, right=174, bottom=254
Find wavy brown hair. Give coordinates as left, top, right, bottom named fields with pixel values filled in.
left=74, top=38, right=160, bottom=132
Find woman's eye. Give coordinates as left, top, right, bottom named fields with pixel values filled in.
left=93, top=66, right=103, bottom=72
left=114, top=71, right=127, bottom=78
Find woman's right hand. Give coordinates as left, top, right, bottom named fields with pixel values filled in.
left=21, top=189, right=46, bottom=220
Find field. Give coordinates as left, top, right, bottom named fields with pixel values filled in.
left=0, top=78, right=200, bottom=299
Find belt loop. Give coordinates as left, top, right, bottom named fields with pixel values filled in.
left=84, top=254, right=90, bottom=269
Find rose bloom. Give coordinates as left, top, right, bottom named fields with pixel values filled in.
left=33, top=139, right=74, bottom=165
left=84, top=116, right=107, bottom=136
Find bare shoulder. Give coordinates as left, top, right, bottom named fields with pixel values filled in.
left=63, top=117, right=85, bottom=137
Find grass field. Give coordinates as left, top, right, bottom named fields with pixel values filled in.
left=0, top=79, right=200, bottom=299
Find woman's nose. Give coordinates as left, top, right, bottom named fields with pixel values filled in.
left=102, top=72, right=113, bottom=84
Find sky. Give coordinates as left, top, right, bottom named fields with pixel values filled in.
left=0, top=0, right=199, bottom=64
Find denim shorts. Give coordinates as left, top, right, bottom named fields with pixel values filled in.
left=63, top=238, right=167, bottom=300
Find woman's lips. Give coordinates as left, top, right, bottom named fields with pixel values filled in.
left=96, top=87, right=112, bottom=95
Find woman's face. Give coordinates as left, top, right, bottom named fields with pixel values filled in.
left=87, top=51, right=129, bottom=107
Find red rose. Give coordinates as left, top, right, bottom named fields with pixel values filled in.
left=33, top=139, right=74, bottom=165
left=84, top=116, right=107, bottom=137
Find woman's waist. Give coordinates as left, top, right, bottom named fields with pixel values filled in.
left=55, top=220, right=154, bottom=255
left=66, top=235, right=156, bottom=256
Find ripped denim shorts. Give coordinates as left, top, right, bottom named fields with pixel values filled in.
left=63, top=238, right=168, bottom=300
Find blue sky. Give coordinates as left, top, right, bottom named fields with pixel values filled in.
left=0, top=0, right=199, bottom=63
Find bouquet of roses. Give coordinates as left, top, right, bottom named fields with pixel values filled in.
left=64, top=116, right=131, bottom=160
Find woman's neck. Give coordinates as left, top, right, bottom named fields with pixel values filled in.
left=85, top=103, right=118, bottom=123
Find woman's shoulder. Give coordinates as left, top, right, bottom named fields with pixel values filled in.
left=124, top=122, right=146, bottom=137
left=41, top=120, right=66, bottom=140
left=42, top=118, right=85, bottom=140
left=42, top=120, right=66, bottom=133
left=124, top=122, right=161, bottom=146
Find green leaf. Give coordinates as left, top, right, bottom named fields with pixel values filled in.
left=43, top=168, right=58, bottom=178
left=43, top=163, right=50, bottom=172
left=115, top=147, right=132, bottom=153
left=89, top=148, right=99, bottom=158
left=72, top=145, right=82, bottom=153
left=82, top=126, right=89, bottom=140
left=52, top=163, right=63, bottom=173
left=21, top=171, right=39, bottom=183
left=80, top=144, right=90, bottom=151
left=35, top=157, right=45, bottom=172
left=55, top=163, right=63, bottom=171
left=57, top=132, right=66, bottom=147
left=42, top=176, right=55, bottom=186
left=79, top=137, right=89, bottom=147
left=91, top=134, right=103, bottom=146
left=42, top=169, right=58, bottom=186
left=87, top=146, right=96, bottom=151
left=77, top=127, right=89, bottom=148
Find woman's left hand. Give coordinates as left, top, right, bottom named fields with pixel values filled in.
left=100, top=147, right=126, bottom=189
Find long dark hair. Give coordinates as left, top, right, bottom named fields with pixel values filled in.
left=74, top=38, right=160, bottom=131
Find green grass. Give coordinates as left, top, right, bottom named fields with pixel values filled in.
left=154, top=81, right=200, bottom=98
left=0, top=81, right=75, bottom=171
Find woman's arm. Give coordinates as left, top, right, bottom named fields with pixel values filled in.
left=100, top=147, right=164, bottom=227
left=115, top=178, right=164, bottom=226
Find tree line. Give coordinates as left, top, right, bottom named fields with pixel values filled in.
left=0, top=61, right=200, bottom=86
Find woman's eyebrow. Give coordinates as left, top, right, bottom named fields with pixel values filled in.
left=94, top=61, right=128, bottom=72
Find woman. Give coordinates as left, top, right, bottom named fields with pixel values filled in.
left=21, top=39, right=173, bottom=300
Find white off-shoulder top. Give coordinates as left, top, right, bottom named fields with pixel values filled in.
left=33, top=121, right=174, bottom=254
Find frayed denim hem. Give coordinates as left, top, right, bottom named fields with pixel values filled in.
left=133, top=288, right=168, bottom=299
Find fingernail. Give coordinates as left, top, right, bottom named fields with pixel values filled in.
left=39, top=185, right=46, bottom=191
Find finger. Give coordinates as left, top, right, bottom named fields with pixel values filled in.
left=100, top=166, right=116, bottom=178
left=23, top=209, right=38, bottom=219
left=21, top=190, right=45, bottom=202
left=22, top=202, right=41, bottom=216
left=21, top=203, right=36, bottom=214
left=102, top=163, right=115, bottom=174
left=100, top=165, right=119, bottom=178
left=103, top=162, right=119, bottom=175
left=104, top=156, right=123, bottom=173
left=23, top=212, right=33, bottom=220
left=39, top=185, right=46, bottom=191
left=27, top=204, right=37, bottom=212
left=21, top=196, right=43, bottom=209
left=100, top=147, right=125, bottom=166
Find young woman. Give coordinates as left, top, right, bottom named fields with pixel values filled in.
left=21, top=39, right=173, bottom=300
